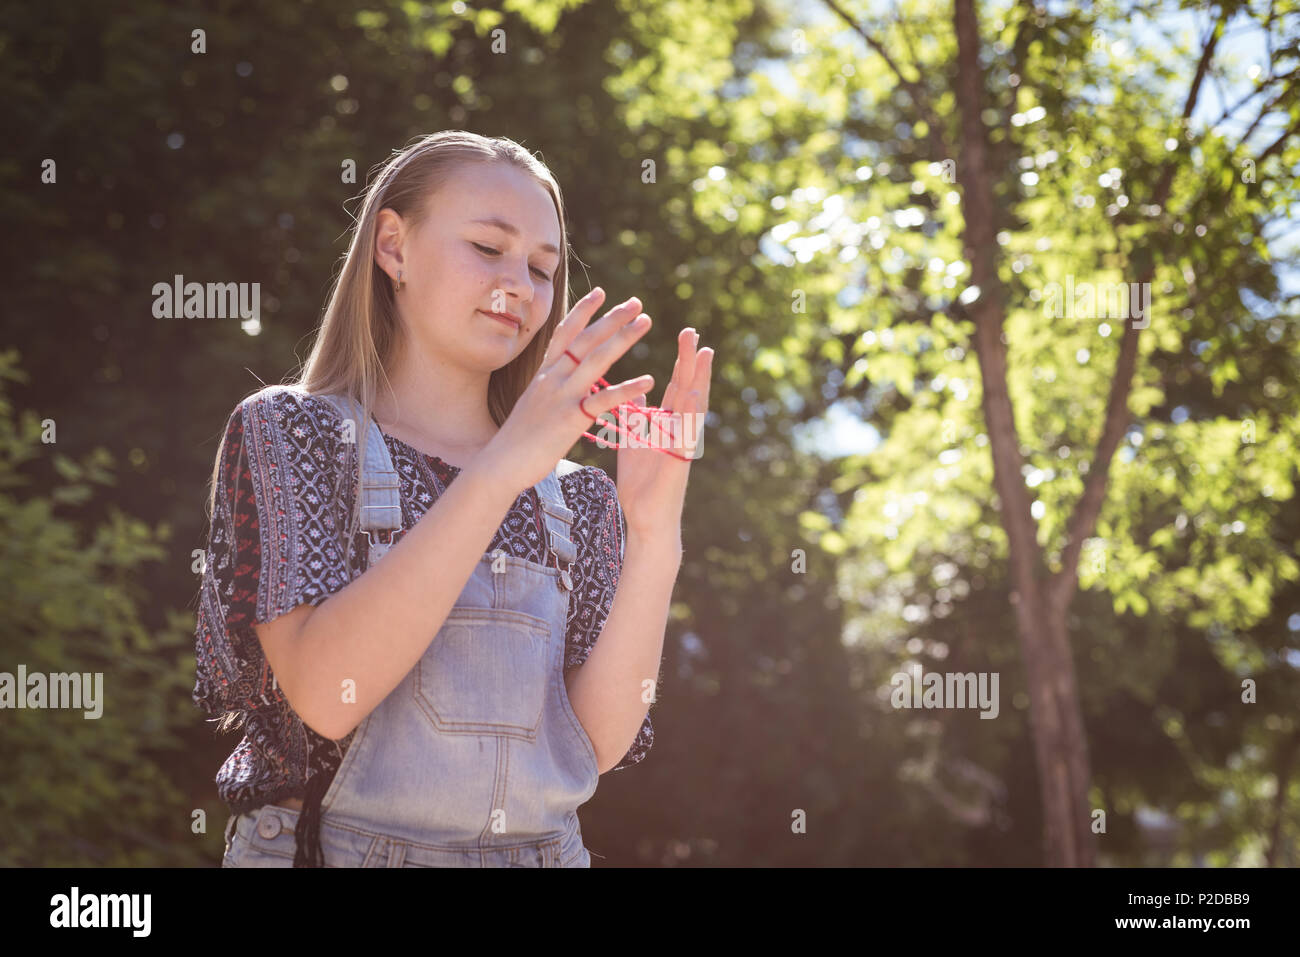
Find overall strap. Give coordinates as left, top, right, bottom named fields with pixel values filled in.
left=316, top=393, right=402, bottom=564
left=555, top=459, right=625, bottom=565
left=536, top=460, right=581, bottom=591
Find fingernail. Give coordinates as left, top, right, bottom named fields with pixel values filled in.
left=693, top=331, right=700, bottom=346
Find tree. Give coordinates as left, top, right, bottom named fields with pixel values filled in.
left=781, top=0, right=1300, bottom=864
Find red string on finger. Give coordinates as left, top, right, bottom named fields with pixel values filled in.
left=565, top=349, right=695, bottom=462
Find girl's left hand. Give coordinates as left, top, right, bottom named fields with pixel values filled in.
left=612, top=324, right=713, bottom=544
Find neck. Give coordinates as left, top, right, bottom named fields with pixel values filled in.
left=374, top=341, right=500, bottom=461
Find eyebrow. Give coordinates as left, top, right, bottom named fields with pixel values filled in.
left=470, top=217, right=561, bottom=257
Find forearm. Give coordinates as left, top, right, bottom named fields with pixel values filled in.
left=564, top=530, right=682, bottom=773
left=289, top=454, right=522, bottom=740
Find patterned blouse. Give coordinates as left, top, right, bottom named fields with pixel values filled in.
left=192, top=384, right=653, bottom=819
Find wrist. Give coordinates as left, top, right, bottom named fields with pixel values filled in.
left=464, top=446, right=524, bottom=505
left=625, top=527, right=683, bottom=562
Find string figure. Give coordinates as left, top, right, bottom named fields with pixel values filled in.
left=566, top=349, right=697, bottom=462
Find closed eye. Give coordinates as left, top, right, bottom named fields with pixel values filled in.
left=472, top=242, right=552, bottom=282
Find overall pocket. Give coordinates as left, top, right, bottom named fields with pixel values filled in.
left=222, top=811, right=297, bottom=867
left=413, top=607, right=551, bottom=741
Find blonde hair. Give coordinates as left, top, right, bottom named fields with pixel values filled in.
left=207, top=130, right=572, bottom=576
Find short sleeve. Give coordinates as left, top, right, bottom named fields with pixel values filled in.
left=562, top=466, right=655, bottom=772
left=192, top=386, right=355, bottom=723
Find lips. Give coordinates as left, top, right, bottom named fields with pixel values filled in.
left=481, top=309, right=521, bottom=329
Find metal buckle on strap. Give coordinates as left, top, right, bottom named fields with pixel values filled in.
left=366, top=528, right=400, bottom=546
left=548, top=527, right=577, bottom=563
left=546, top=528, right=576, bottom=591
left=541, top=499, right=575, bottom=523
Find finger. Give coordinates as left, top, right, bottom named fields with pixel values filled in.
left=568, top=308, right=653, bottom=393
left=550, top=304, right=644, bottom=384
left=549, top=293, right=643, bottom=371
left=660, top=327, right=696, bottom=413
left=659, top=331, right=686, bottom=412
left=582, top=376, right=654, bottom=425
left=542, top=287, right=605, bottom=367
left=671, top=346, right=711, bottom=459
left=683, top=349, right=714, bottom=458
left=669, top=388, right=703, bottom=460
left=689, top=347, right=714, bottom=418
left=546, top=289, right=642, bottom=374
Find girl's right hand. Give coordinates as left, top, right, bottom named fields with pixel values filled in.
left=478, top=287, right=655, bottom=493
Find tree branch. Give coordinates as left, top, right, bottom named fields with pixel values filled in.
left=1050, top=11, right=1228, bottom=609
left=820, top=0, right=950, bottom=159
left=1256, top=114, right=1300, bottom=164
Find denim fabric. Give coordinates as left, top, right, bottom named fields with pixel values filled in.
left=221, top=465, right=599, bottom=867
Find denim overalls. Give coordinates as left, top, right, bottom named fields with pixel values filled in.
left=221, top=393, right=600, bottom=867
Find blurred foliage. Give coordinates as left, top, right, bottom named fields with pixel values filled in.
left=1, top=0, right=1297, bottom=866
left=0, top=350, right=203, bottom=865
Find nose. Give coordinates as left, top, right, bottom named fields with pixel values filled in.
left=492, top=258, right=533, bottom=313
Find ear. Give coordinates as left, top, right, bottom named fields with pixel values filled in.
left=373, top=207, right=408, bottom=279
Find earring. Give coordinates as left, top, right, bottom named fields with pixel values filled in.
left=394, top=269, right=404, bottom=293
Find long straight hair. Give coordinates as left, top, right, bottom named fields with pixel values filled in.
left=207, top=131, right=573, bottom=575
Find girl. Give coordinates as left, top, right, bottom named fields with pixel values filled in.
left=192, top=130, right=713, bottom=867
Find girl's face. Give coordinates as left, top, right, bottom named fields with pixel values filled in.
left=378, top=161, right=562, bottom=372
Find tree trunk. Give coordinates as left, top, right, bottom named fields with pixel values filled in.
left=953, top=0, right=1095, bottom=866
